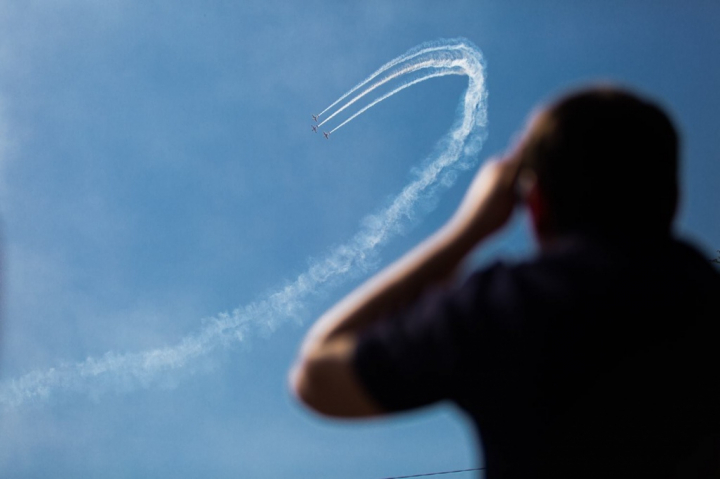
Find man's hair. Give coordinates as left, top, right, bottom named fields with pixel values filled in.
left=520, top=86, right=679, bottom=237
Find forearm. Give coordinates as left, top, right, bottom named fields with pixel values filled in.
left=291, top=156, right=521, bottom=416
left=292, top=214, right=487, bottom=417
left=301, top=212, right=491, bottom=353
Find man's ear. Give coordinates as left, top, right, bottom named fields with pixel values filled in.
left=525, top=177, right=552, bottom=240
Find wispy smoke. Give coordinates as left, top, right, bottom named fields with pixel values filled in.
left=0, top=38, right=488, bottom=409
left=315, top=42, right=468, bottom=121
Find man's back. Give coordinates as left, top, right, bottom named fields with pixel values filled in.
left=450, top=236, right=719, bottom=477
left=352, top=235, right=719, bottom=478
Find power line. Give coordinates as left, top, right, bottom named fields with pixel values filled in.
left=379, top=467, right=485, bottom=479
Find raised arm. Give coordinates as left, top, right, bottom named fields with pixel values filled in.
left=290, top=154, right=523, bottom=418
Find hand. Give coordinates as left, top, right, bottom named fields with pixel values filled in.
left=450, top=153, right=523, bottom=243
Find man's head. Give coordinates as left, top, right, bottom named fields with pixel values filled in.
left=517, top=86, right=679, bottom=241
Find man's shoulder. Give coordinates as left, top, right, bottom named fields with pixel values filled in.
left=462, top=235, right=619, bottom=307
left=462, top=233, right=719, bottom=326
left=482, top=233, right=720, bottom=285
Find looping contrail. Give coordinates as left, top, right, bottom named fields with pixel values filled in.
left=315, top=41, right=467, bottom=121
left=329, top=67, right=466, bottom=135
left=317, top=58, right=456, bottom=128
left=0, top=38, right=488, bottom=410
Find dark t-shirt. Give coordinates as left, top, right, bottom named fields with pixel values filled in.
left=354, top=235, right=720, bottom=478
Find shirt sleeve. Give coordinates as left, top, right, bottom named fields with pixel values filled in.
left=352, top=262, right=529, bottom=413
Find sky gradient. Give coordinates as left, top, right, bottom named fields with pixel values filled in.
left=0, top=2, right=718, bottom=478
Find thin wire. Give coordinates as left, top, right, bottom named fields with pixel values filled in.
left=710, top=250, right=720, bottom=264
left=379, top=467, right=485, bottom=479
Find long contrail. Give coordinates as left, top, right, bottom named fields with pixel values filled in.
left=0, top=38, right=487, bottom=409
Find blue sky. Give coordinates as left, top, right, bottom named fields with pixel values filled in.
left=0, top=1, right=718, bottom=478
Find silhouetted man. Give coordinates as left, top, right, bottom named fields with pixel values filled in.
left=291, top=86, right=720, bottom=478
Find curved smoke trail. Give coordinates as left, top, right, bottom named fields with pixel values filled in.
left=0, top=38, right=487, bottom=410
left=329, top=67, right=465, bottom=135
left=315, top=41, right=467, bottom=120
left=317, top=58, right=457, bottom=129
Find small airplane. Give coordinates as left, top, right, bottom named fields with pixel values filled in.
left=323, top=131, right=330, bottom=139
left=312, top=114, right=319, bottom=122
left=311, top=125, right=318, bottom=133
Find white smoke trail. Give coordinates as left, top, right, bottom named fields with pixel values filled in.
left=0, top=38, right=487, bottom=410
left=317, top=47, right=475, bottom=130
left=315, top=41, right=467, bottom=120
left=329, top=67, right=465, bottom=135
left=317, top=59, right=453, bottom=128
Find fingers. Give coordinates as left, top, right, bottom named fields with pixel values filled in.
left=488, top=152, right=525, bottom=204
left=485, top=153, right=523, bottom=194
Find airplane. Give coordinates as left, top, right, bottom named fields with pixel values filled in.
left=323, top=131, right=330, bottom=139
left=312, top=114, right=319, bottom=122
left=311, top=125, right=318, bottom=133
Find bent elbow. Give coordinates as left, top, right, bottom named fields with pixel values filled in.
left=289, top=357, right=316, bottom=408
left=289, top=354, right=336, bottom=415
left=289, top=349, right=384, bottom=418
left=289, top=335, right=384, bottom=418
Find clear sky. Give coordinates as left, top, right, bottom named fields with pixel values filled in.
left=0, top=1, right=718, bottom=478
